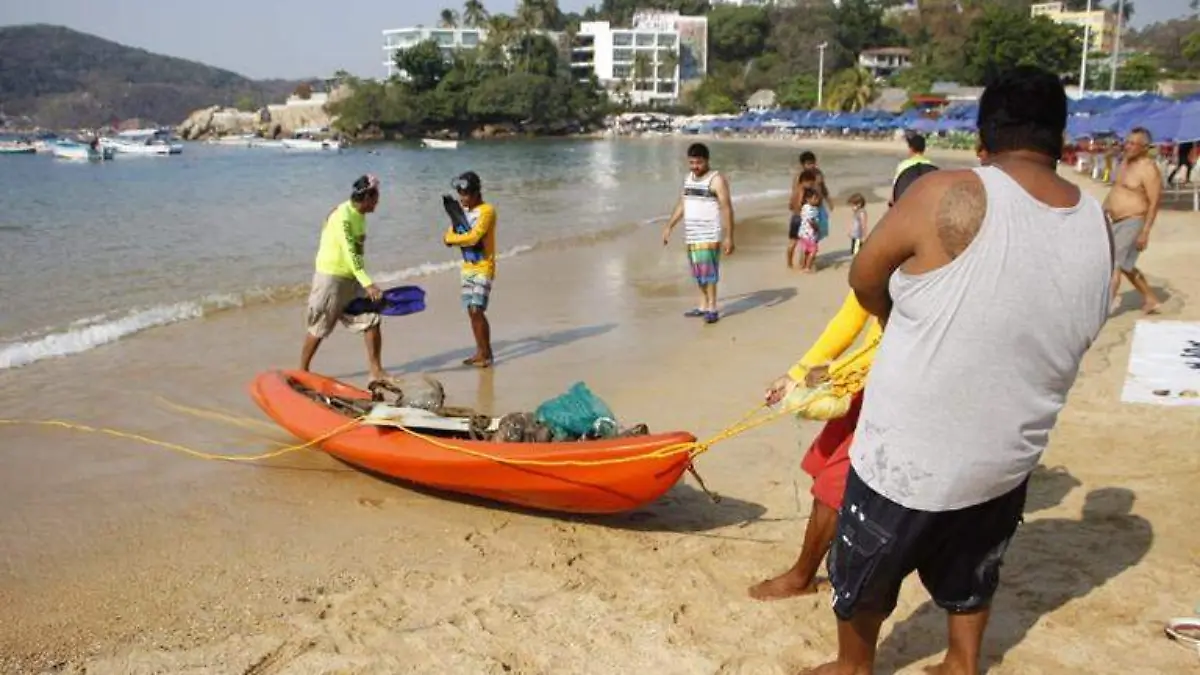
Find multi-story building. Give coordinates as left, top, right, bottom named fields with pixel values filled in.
left=381, top=26, right=486, bottom=77
left=571, top=21, right=682, bottom=105
left=1030, top=1, right=1118, bottom=53
left=568, top=11, right=708, bottom=106
left=706, top=0, right=777, bottom=6
left=858, top=47, right=912, bottom=80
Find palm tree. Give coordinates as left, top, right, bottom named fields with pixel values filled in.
left=632, top=51, right=654, bottom=96
left=824, top=67, right=877, bottom=112
left=439, top=8, right=459, bottom=28
left=483, top=13, right=518, bottom=70
left=463, top=0, right=489, bottom=28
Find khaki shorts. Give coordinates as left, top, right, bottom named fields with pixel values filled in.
left=305, top=272, right=380, bottom=339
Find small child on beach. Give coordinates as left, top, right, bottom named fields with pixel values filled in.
left=847, top=193, right=868, bottom=256
left=798, top=188, right=821, bottom=273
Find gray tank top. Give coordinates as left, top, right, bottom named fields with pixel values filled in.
left=850, top=166, right=1112, bottom=511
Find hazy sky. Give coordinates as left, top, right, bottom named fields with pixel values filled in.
left=0, top=0, right=1193, bottom=80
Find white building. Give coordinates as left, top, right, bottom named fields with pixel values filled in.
left=707, top=0, right=777, bottom=6
left=858, top=47, right=912, bottom=80
left=571, top=22, right=681, bottom=105
left=382, top=26, right=486, bottom=77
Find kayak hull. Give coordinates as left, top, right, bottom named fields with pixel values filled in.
left=249, top=370, right=697, bottom=514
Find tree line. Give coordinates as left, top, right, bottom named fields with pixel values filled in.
left=328, top=0, right=1200, bottom=135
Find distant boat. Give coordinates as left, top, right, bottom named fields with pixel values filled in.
left=422, top=138, right=459, bottom=150
left=281, top=137, right=346, bottom=151
left=100, top=129, right=182, bottom=155
left=0, top=141, right=36, bottom=155
left=52, top=141, right=114, bottom=161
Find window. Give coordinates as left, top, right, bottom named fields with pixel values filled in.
left=657, top=81, right=676, bottom=94
left=613, top=48, right=634, bottom=63
left=657, top=33, right=677, bottom=47
left=612, top=32, right=633, bottom=47
left=460, top=31, right=480, bottom=46
left=613, top=64, right=632, bottom=79
left=635, top=33, right=656, bottom=47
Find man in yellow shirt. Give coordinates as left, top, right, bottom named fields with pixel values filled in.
left=444, top=171, right=496, bottom=367
left=300, top=174, right=389, bottom=383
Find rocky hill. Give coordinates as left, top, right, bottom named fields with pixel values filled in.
left=0, top=24, right=305, bottom=129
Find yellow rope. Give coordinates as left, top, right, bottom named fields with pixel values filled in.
left=0, top=417, right=363, bottom=462
left=0, top=346, right=876, bottom=468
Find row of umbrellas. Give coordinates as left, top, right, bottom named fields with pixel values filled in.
left=690, top=95, right=1199, bottom=142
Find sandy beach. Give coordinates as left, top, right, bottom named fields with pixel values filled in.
left=2, top=137, right=1199, bottom=674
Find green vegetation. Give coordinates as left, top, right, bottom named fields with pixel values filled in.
left=0, top=24, right=302, bottom=129
left=331, top=1, right=606, bottom=138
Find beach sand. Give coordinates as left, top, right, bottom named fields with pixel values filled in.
left=2, top=142, right=1198, bottom=674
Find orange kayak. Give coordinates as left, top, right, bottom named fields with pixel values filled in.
left=249, top=370, right=698, bottom=514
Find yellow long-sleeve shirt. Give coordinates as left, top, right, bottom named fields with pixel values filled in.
left=314, top=200, right=372, bottom=287
left=443, top=202, right=497, bottom=278
left=787, top=289, right=882, bottom=384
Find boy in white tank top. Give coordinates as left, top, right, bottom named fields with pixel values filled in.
left=803, top=66, right=1112, bottom=675
left=662, top=143, right=735, bottom=324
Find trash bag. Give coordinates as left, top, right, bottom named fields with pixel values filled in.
left=390, top=374, right=446, bottom=412
left=494, top=412, right=553, bottom=443
left=534, top=382, right=617, bottom=441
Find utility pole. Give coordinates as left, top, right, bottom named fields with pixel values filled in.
left=817, top=42, right=828, bottom=109
left=1109, top=0, right=1125, bottom=92
left=1079, top=0, right=1093, bottom=97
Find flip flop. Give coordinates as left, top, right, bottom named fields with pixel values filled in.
left=684, top=308, right=706, bottom=318
left=704, top=311, right=720, bottom=324
left=1165, top=617, right=1200, bottom=646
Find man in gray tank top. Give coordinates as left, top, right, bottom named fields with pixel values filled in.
left=803, top=66, right=1113, bottom=675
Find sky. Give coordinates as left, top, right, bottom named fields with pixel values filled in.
left=0, top=0, right=1194, bottom=80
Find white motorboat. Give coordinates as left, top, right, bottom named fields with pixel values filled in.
left=207, top=134, right=257, bottom=147
left=52, top=141, right=114, bottom=161
left=421, top=138, right=459, bottom=149
left=281, top=137, right=346, bottom=151
left=101, top=129, right=183, bottom=155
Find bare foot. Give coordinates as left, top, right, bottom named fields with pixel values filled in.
left=798, top=662, right=851, bottom=675
left=748, top=572, right=822, bottom=601
left=923, top=664, right=971, bottom=675
left=369, top=371, right=391, bottom=384
left=1142, top=302, right=1162, bottom=315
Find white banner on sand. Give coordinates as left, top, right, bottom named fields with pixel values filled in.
left=1120, top=320, right=1200, bottom=406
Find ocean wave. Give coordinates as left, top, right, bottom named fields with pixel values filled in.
left=0, top=245, right=535, bottom=371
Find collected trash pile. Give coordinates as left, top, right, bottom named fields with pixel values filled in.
left=365, top=377, right=649, bottom=443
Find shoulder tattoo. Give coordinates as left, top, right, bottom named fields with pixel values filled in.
left=935, top=178, right=986, bottom=260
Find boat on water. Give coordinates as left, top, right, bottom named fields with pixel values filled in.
left=52, top=140, right=114, bottom=161
left=0, top=141, right=37, bottom=155
left=422, top=138, right=460, bottom=149
left=250, top=370, right=697, bottom=514
left=206, top=134, right=257, bottom=147
left=280, top=136, right=347, bottom=151
left=100, top=129, right=183, bottom=156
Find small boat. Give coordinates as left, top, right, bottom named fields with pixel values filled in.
left=101, top=129, right=182, bottom=155
left=0, top=141, right=37, bottom=155
left=52, top=141, right=114, bottom=161
left=250, top=370, right=697, bottom=514
left=422, top=138, right=459, bottom=149
left=281, top=137, right=346, bottom=151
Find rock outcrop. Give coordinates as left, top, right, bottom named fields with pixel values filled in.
left=176, top=106, right=261, bottom=140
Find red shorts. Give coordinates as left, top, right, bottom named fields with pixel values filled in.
left=800, top=390, right=865, bottom=511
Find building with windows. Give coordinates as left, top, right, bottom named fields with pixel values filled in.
left=568, top=12, right=707, bottom=106
left=1030, top=1, right=1117, bottom=53
left=382, top=26, right=486, bottom=77
left=858, top=47, right=912, bottom=80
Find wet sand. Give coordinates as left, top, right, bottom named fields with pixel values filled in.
left=2, top=149, right=1199, bottom=674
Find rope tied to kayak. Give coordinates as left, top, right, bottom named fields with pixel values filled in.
left=0, top=340, right=878, bottom=470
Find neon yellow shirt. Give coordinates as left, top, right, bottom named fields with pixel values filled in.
left=788, top=289, right=882, bottom=383
left=315, top=200, right=372, bottom=287
left=894, top=154, right=935, bottom=180
left=444, top=202, right=497, bottom=278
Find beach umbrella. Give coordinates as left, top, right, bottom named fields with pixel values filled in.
left=1136, top=101, right=1200, bottom=142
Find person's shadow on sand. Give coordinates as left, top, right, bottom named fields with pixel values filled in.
left=876, top=487, right=1153, bottom=673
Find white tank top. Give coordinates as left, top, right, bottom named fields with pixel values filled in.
left=850, top=166, right=1112, bottom=511
left=682, top=170, right=722, bottom=244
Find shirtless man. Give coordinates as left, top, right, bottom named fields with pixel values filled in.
left=1104, top=127, right=1163, bottom=314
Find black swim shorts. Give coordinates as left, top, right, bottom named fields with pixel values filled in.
left=827, top=467, right=1027, bottom=621
left=788, top=215, right=803, bottom=240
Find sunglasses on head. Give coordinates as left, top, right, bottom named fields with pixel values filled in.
left=451, top=178, right=470, bottom=192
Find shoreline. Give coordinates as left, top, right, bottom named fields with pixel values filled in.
left=3, top=142, right=1199, bottom=673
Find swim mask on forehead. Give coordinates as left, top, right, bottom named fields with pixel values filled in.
left=352, top=174, right=380, bottom=198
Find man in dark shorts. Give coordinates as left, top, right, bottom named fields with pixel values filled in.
left=803, top=66, right=1112, bottom=674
